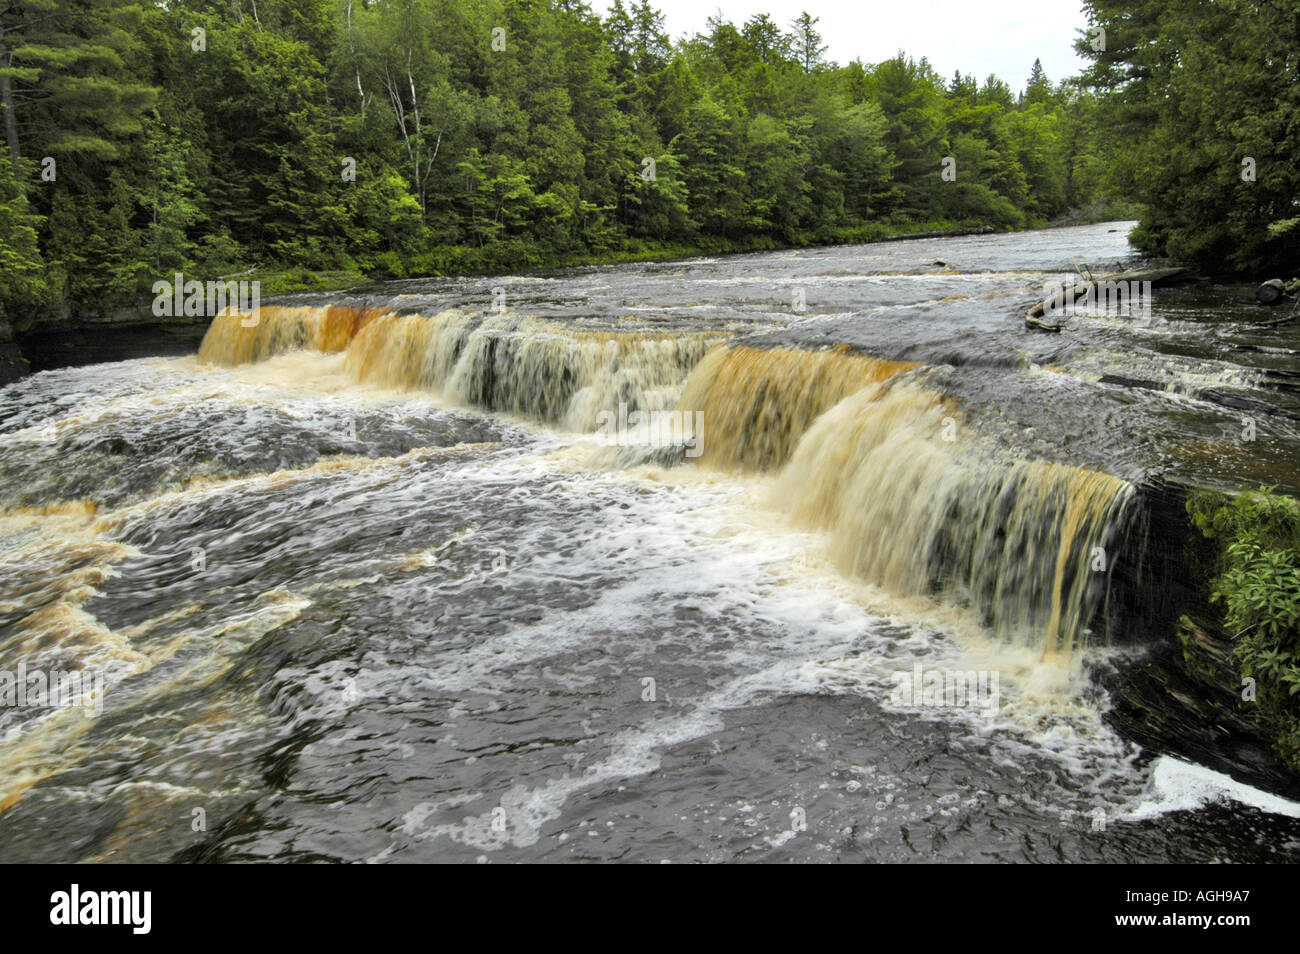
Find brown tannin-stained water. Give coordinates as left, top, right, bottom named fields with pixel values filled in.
left=2, top=223, right=1299, bottom=862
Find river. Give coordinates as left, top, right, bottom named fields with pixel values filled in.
left=2, top=222, right=1298, bottom=862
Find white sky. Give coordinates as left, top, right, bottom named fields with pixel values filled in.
left=618, top=0, right=1093, bottom=92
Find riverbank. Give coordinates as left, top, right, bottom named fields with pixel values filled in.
left=1100, top=480, right=1300, bottom=798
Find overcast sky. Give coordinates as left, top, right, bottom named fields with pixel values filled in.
left=616, top=0, right=1093, bottom=92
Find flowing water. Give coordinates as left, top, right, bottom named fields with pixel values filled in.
left=2, top=222, right=1299, bottom=863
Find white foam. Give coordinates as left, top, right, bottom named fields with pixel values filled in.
left=1123, top=755, right=1300, bottom=821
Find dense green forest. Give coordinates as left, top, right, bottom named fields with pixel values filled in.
left=0, top=0, right=1293, bottom=326
left=1078, top=0, right=1299, bottom=275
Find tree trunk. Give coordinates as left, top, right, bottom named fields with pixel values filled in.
left=0, top=28, right=21, bottom=178
left=345, top=0, right=365, bottom=118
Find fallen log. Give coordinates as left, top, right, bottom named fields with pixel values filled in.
left=1025, top=266, right=1194, bottom=330
left=1111, top=266, right=1196, bottom=286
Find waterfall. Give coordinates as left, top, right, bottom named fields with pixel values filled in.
left=199, top=308, right=1135, bottom=653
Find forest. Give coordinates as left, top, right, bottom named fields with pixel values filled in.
left=0, top=0, right=1295, bottom=326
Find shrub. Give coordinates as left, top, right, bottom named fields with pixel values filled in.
left=1188, top=487, right=1300, bottom=769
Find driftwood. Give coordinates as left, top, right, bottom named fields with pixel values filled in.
left=1025, top=266, right=1193, bottom=331
left=1253, top=297, right=1300, bottom=328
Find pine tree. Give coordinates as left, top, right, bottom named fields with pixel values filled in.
left=0, top=156, right=44, bottom=311
left=1079, top=0, right=1300, bottom=272
left=1022, top=58, right=1053, bottom=106
left=0, top=0, right=157, bottom=170
left=789, top=12, right=825, bottom=73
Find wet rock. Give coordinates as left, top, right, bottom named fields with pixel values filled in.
left=0, top=343, right=27, bottom=386
left=16, top=320, right=210, bottom=372
left=1256, top=279, right=1287, bottom=305
left=1097, top=475, right=1300, bottom=799
left=1098, top=614, right=1300, bottom=800
left=0, top=305, right=28, bottom=385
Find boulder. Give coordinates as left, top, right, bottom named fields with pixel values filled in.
left=1256, top=279, right=1287, bottom=305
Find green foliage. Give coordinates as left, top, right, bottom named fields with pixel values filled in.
left=1, top=0, right=157, bottom=161
left=0, top=160, right=46, bottom=315
left=1188, top=488, right=1300, bottom=769
left=1079, top=0, right=1300, bottom=274
left=0, top=0, right=1121, bottom=319
left=624, top=151, right=693, bottom=239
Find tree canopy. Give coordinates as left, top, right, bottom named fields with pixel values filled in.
left=1077, top=0, right=1300, bottom=273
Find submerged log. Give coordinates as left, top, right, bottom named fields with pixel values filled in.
left=1025, top=279, right=1095, bottom=331
left=1256, top=279, right=1287, bottom=305
left=1025, top=266, right=1194, bottom=331
left=1025, top=299, right=1071, bottom=331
